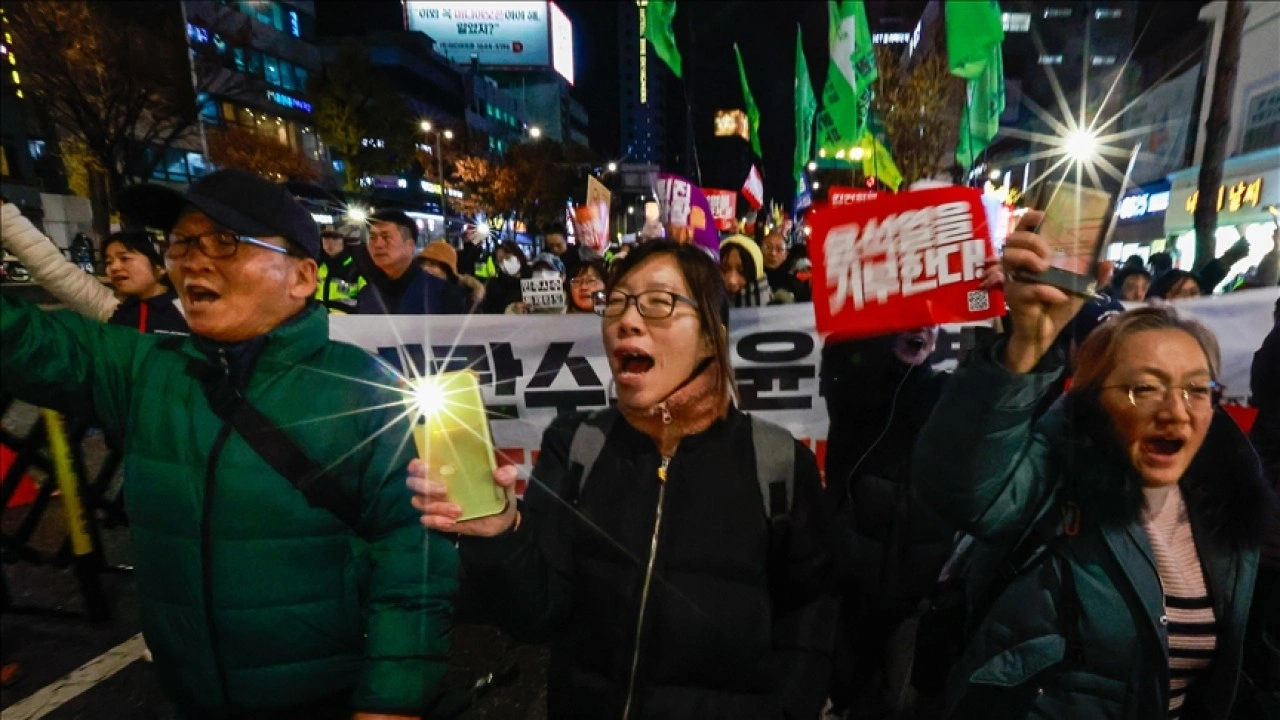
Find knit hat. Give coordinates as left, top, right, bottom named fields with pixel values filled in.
left=419, top=240, right=458, bottom=276
left=720, top=234, right=766, bottom=280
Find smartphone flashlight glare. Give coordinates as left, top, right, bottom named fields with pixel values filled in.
left=414, top=378, right=448, bottom=420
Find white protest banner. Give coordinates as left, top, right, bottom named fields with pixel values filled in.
left=520, top=277, right=566, bottom=310
left=330, top=288, right=1275, bottom=479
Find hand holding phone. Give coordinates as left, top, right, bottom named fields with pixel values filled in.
left=1001, top=210, right=1088, bottom=373
left=409, top=460, right=519, bottom=535
left=410, top=371, right=508, bottom=523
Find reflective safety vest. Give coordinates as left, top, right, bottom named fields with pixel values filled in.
left=316, top=257, right=366, bottom=314
left=473, top=254, right=497, bottom=280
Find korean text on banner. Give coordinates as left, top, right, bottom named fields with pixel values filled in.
left=704, top=189, right=739, bottom=231
left=827, top=186, right=880, bottom=206
left=656, top=172, right=721, bottom=256
left=521, top=277, right=566, bottom=310
left=809, top=186, right=1006, bottom=337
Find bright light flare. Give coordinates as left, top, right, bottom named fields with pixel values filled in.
left=606, top=161, right=618, bottom=172
left=347, top=206, right=368, bottom=223
left=1065, top=130, right=1099, bottom=161
left=420, top=121, right=432, bottom=132
left=848, top=147, right=865, bottom=161
left=413, top=377, right=449, bottom=420
left=807, top=161, right=817, bottom=172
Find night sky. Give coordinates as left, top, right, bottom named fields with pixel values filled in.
left=316, top=1, right=1208, bottom=206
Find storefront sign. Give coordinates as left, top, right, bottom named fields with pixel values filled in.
left=266, top=90, right=312, bottom=113
left=1118, top=190, right=1171, bottom=220
left=1184, top=177, right=1264, bottom=214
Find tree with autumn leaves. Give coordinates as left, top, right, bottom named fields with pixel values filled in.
left=870, top=46, right=965, bottom=186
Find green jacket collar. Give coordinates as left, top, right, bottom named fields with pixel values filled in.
left=174, top=302, right=330, bottom=373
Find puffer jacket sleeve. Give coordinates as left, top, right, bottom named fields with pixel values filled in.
left=911, top=340, right=1067, bottom=544
left=1, top=203, right=118, bottom=321
left=771, top=440, right=840, bottom=719
left=0, top=296, right=141, bottom=436
left=456, top=415, right=577, bottom=643
left=348, top=373, right=458, bottom=715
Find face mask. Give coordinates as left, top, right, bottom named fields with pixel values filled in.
left=501, top=257, right=522, bottom=276
left=533, top=269, right=560, bottom=281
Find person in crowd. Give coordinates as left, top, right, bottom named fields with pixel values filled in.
left=543, top=223, right=579, bottom=280
left=458, top=223, right=493, bottom=278
left=821, top=327, right=955, bottom=718
left=1252, top=298, right=1280, bottom=484
left=1199, top=236, right=1251, bottom=294
left=761, top=232, right=811, bottom=303
left=1248, top=227, right=1280, bottom=289
left=506, top=252, right=567, bottom=314
left=1148, top=251, right=1174, bottom=285
left=567, top=259, right=608, bottom=314
left=356, top=210, right=468, bottom=315
left=0, top=172, right=456, bottom=718
left=410, top=240, right=840, bottom=718
left=479, top=240, right=530, bottom=314
left=611, top=242, right=632, bottom=266
left=1115, top=266, right=1152, bottom=301
left=418, top=240, right=484, bottom=311
left=1148, top=268, right=1203, bottom=300
left=1, top=204, right=188, bottom=335
left=316, top=223, right=366, bottom=313
left=912, top=209, right=1277, bottom=719
left=721, top=234, right=774, bottom=307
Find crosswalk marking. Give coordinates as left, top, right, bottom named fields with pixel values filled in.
left=2, top=634, right=146, bottom=720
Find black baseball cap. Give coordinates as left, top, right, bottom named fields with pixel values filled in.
left=116, top=169, right=321, bottom=260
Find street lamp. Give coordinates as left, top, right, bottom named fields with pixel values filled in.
left=529, top=126, right=542, bottom=139
left=607, top=161, right=618, bottom=173
left=421, top=123, right=453, bottom=232
left=811, top=181, right=821, bottom=189
left=848, top=146, right=865, bottom=161
left=807, top=161, right=817, bottom=172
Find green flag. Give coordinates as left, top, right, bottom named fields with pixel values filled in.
left=956, top=46, right=1006, bottom=169
left=816, top=0, right=877, bottom=155
left=860, top=131, right=903, bottom=192
left=793, top=26, right=817, bottom=185
left=734, top=43, right=763, bottom=157
left=945, top=0, right=1005, bottom=80
left=645, top=0, right=682, bottom=79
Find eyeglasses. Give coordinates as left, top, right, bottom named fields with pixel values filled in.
left=594, top=290, right=698, bottom=318
left=162, top=232, right=289, bottom=259
left=570, top=276, right=604, bottom=286
left=1103, top=382, right=1220, bottom=412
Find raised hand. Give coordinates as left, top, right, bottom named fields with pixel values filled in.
left=407, top=459, right=519, bottom=536
left=1000, top=210, right=1086, bottom=372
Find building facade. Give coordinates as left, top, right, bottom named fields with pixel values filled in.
left=619, top=0, right=668, bottom=167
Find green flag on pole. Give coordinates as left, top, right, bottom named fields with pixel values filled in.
left=946, top=0, right=1005, bottom=170
left=815, top=0, right=877, bottom=155
left=793, top=26, right=817, bottom=186
left=956, top=47, right=1006, bottom=169
left=945, top=0, right=1005, bottom=80
left=645, top=0, right=683, bottom=79
left=734, top=43, right=763, bottom=157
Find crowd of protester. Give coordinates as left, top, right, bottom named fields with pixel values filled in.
left=1, top=172, right=1277, bottom=720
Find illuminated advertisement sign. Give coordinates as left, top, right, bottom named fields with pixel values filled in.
left=266, top=90, right=312, bottom=113
left=549, top=2, right=574, bottom=84
left=405, top=1, right=559, bottom=69
left=1118, top=190, right=1171, bottom=220
left=715, top=110, right=750, bottom=141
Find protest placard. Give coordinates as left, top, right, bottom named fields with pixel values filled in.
left=520, top=277, right=565, bottom=310
left=827, top=187, right=880, bottom=206
left=704, top=188, right=738, bottom=231
left=809, top=186, right=1006, bottom=337
left=656, top=172, right=720, bottom=256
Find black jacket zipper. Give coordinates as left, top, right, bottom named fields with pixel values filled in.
left=202, top=349, right=235, bottom=707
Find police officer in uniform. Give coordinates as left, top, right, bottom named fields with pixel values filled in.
left=316, top=223, right=366, bottom=313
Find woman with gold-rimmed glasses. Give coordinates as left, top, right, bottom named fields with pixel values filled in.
left=912, top=209, right=1277, bottom=720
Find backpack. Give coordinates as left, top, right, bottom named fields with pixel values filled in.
left=565, top=408, right=796, bottom=530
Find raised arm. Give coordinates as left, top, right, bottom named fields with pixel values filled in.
left=1, top=203, right=119, bottom=321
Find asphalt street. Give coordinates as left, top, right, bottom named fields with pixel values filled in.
left=1, top=400, right=550, bottom=719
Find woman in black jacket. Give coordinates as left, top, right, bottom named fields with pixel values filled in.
left=410, top=241, right=840, bottom=719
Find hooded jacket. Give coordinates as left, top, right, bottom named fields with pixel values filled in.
left=912, top=342, right=1278, bottom=720
left=0, top=298, right=457, bottom=716
left=458, top=409, right=839, bottom=719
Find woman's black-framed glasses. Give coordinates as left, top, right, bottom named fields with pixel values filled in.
left=161, top=232, right=290, bottom=260
left=593, top=290, right=698, bottom=318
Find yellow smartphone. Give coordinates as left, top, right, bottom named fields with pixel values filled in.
left=411, top=370, right=505, bottom=522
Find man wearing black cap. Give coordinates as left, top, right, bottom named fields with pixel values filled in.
left=357, top=210, right=468, bottom=315
left=0, top=169, right=456, bottom=719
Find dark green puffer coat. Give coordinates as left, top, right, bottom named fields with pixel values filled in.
left=912, top=343, right=1278, bottom=720
left=0, top=297, right=456, bottom=716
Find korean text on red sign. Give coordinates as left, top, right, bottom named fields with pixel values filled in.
left=809, top=186, right=1005, bottom=338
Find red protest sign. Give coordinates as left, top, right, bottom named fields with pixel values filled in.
left=704, top=188, right=738, bottom=231
left=809, top=186, right=1005, bottom=338
left=828, top=187, right=880, bottom=206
